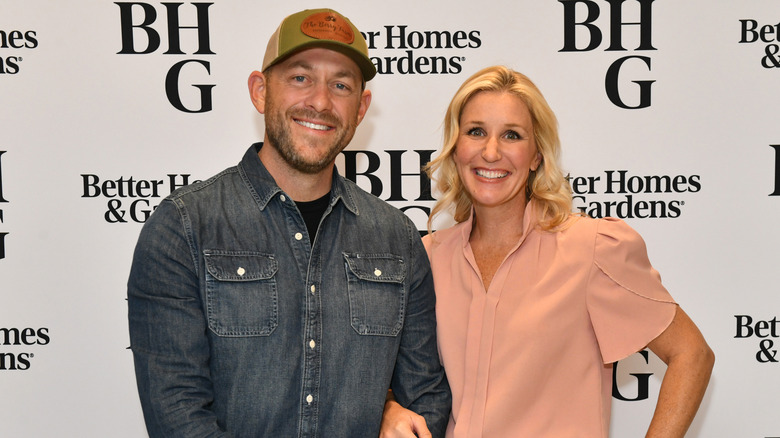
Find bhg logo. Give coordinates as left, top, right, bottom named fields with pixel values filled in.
left=0, top=327, right=50, bottom=371
left=362, top=26, right=482, bottom=75
left=0, top=29, right=38, bottom=75
left=566, top=170, right=701, bottom=219
left=770, top=145, right=780, bottom=196
left=81, top=173, right=198, bottom=223
left=338, top=149, right=435, bottom=231
left=115, top=2, right=215, bottom=113
left=738, top=19, right=780, bottom=69
left=734, top=315, right=778, bottom=363
left=558, top=0, right=657, bottom=109
left=612, top=350, right=655, bottom=401
left=0, top=151, right=8, bottom=260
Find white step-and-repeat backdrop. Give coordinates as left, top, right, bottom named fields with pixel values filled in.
left=2, top=1, right=779, bottom=436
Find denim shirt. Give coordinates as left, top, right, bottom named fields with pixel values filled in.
left=128, top=144, right=451, bottom=438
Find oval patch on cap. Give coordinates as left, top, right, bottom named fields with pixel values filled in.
left=300, top=11, right=355, bottom=44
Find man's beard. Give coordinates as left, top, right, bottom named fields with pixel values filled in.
left=264, top=98, right=359, bottom=174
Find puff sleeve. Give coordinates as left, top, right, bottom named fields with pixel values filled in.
left=587, top=217, right=677, bottom=363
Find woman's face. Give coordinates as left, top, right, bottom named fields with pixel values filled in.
left=453, top=91, right=541, bottom=211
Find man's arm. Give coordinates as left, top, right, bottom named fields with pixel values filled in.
left=389, top=222, right=451, bottom=438
left=128, top=200, right=231, bottom=438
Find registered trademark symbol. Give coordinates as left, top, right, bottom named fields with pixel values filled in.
left=18, top=57, right=23, bottom=62
left=680, top=201, right=685, bottom=206
left=29, top=353, right=34, bottom=358
left=461, top=57, right=466, bottom=61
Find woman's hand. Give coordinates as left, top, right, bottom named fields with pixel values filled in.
left=379, top=396, right=432, bottom=438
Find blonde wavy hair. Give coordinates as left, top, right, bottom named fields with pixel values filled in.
left=425, top=65, right=573, bottom=232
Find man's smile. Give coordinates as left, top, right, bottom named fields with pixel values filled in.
left=295, top=119, right=333, bottom=131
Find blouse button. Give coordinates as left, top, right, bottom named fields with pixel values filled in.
left=374, top=268, right=382, bottom=277
left=280, top=195, right=286, bottom=202
left=295, top=232, right=303, bottom=241
left=310, top=285, right=316, bottom=294
left=237, top=267, right=246, bottom=276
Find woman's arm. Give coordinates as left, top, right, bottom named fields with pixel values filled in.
left=379, top=391, right=432, bottom=438
left=645, top=306, right=715, bottom=437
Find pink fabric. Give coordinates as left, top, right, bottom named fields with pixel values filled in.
left=423, top=205, right=676, bottom=437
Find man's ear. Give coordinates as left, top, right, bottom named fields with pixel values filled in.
left=248, top=70, right=267, bottom=114
left=355, top=89, right=372, bottom=125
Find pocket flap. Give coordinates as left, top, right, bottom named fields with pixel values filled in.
left=204, top=250, right=278, bottom=281
left=344, top=253, right=405, bottom=282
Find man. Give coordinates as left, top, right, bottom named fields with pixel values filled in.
left=127, top=8, right=450, bottom=438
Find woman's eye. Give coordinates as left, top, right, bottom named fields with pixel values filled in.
left=504, top=130, right=521, bottom=140
left=467, top=127, right=485, bottom=136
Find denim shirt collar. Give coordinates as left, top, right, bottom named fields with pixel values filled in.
left=238, top=142, right=360, bottom=216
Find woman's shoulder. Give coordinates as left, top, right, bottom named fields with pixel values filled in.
left=422, top=221, right=468, bottom=253
left=549, top=213, right=598, bottom=238
left=555, top=215, right=652, bottom=270
left=544, top=215, right=647, bottom=259
left=555, top=214, right=638, bottom=239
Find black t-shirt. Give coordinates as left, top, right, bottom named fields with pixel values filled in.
left=295, top=192, right=330, bottom=242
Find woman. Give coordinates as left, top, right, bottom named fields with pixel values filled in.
left=397, top=66, right=713, bottom=437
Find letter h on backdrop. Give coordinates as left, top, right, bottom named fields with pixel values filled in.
left=770, top=145, right=780, bottom=196
left=0, top=151, right=7, bottom=260
left=558, top=0, right=656, bottom=109
left=115, top=2, right=215, bottom=112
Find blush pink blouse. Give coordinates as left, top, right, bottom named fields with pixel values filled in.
left=423, top=204, right=677, bottom=437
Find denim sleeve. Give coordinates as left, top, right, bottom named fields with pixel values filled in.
left=127, top=199, right=232, bottom=438
left=390, top=221, right=452, bottom=438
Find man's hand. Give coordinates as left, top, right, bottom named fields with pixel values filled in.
left=379, top=398, right=432, bottom=438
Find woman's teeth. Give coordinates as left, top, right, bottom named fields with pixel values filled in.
left=476, top=169, right=508, bottom=179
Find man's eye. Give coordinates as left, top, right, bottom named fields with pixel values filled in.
left=332, top=82, right=353, bottom=95
left=293, top=76, right=306, bottom=82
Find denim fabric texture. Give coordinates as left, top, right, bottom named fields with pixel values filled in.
left=128, top=143, right=451, bottom=438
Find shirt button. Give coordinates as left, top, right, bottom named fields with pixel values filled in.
left=374, top=268, right=382, bottom=277
left=237, top=267, right=246, bottom=276
left=306, top=394, right=313, bottom=404
left=309, top=340, right=316, bottom=349
left=280, top=195, right=286, bottom=202
left=310, top=285, right=316, bottom=294
left=295, top=232, right=303, bottom=240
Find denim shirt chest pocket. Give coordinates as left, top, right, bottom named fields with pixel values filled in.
left=344, top=253, right=406, bottom=336
left=204, top=250, right=278, bottom=337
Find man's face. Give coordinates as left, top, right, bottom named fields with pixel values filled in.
left=261, top=47, right=371, bottom=174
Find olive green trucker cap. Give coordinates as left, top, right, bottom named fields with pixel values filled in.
left=262, top=8, right=377, bottom=81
